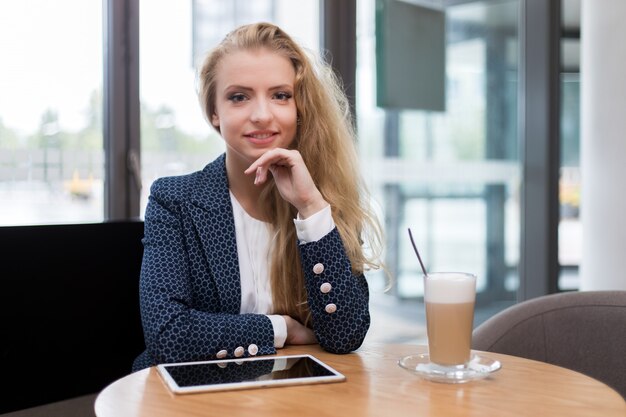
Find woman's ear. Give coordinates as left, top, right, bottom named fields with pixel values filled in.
left=211, top=114, right=220, bottom=128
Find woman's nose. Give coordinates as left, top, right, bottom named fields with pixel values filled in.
left=250, top=99, right=273, bottom=123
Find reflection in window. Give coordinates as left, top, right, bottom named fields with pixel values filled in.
left=357, top=0, right=520, bottom=307
left=0, top=1, right=103, bottom=225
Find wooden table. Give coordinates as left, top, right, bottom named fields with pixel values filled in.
left=95, top=343, right=626, bottom=417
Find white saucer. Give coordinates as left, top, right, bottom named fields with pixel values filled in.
left=398, top=352, right=501, bottom=384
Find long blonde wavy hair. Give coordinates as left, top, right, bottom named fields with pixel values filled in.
left=199, top=22, right=383, bottom=325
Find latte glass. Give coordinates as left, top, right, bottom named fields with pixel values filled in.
left=424, top=272, right=477, bottom=367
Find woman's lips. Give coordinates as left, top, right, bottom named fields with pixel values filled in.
left=245, top=132, right=277, bottom=144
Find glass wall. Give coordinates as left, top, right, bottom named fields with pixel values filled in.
left=0, top=1, right=104, bottom=225
left=559, top=0, right=581, bottom=290
left=357, top=0, right=520, bottom=314
left=138, top=0, right=320, bottom=216
left=0, top=0, right=574, bottom=304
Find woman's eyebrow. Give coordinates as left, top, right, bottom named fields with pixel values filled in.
left=223, top=84, right=253, bottom=93
left=223, top=84, right=294, bottom=92
left=268, top=84, right=294, bottom=90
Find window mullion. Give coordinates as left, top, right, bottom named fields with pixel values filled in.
left=103, top=0, right=141, bottom=220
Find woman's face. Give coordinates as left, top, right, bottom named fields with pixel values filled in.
left=211, top=48, right=298, bottom=169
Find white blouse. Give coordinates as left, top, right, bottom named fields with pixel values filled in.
left=229, top=192, right=335, bottom=348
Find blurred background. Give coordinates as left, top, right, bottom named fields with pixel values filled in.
left=0, top=0, right=584, bottom=344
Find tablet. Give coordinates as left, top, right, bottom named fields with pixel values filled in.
left=156, top=354, right=346, bottom=394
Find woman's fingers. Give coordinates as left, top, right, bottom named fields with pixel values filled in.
left=245, top=148, right=326, bottom=217
left=253, top=166, right=265, bottom=185
left=245, top=148, right=299, bottom=185
left=245, top=148, right=298, bottom=172
left=245, top=148, right=304, bottom=185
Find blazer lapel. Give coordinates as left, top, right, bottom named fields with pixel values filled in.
left=189, top=154, right=241, bottom=314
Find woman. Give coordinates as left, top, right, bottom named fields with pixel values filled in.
left=133, top=22, right=382, bottom=371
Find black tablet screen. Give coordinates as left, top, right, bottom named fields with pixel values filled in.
left=162, top=356, right=337, bottom=388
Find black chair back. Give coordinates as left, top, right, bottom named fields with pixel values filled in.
left=0, top=221, right=145, bottom=413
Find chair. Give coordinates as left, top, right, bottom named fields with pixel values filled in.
left=0, top=394, right=97, bottom=417
left=0, top=221, right=145, bottom=415
left=472, top=290, right=626, bottom=398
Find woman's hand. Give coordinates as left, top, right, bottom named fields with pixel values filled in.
left=283, top=315, right=317, bottom=345
left=244, top=148, right=328, bottom=219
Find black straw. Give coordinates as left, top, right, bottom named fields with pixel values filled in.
left=408, top=228, right=428, bottom=277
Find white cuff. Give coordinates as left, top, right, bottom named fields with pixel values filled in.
left=293, top=204, right=335, bottom=244
left=268, top=314, right=287, bottom=348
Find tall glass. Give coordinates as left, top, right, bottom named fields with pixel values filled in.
left=424, top=272, right=477, bottom=367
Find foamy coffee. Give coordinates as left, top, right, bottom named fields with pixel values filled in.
left=424, top=273, right=477, bottom=367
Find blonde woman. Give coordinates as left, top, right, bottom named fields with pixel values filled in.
left=133, top=22, right=382, bottom=370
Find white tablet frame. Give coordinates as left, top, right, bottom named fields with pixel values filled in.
left=156, top=354, right=346, bottom=394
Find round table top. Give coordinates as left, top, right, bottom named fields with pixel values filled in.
left=95, top=343, right=626, bottom=417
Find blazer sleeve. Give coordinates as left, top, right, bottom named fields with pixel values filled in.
left=298, top=228, right=370, bottom=353
left=138, top=178, right=276, bottom=366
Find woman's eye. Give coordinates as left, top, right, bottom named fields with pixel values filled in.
left=228, top=93, right=247, bottom=103
left=274, top=91, right=292, bottom=101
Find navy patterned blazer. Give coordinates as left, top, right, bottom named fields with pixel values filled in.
left=133, top=154, right=370, bottom=371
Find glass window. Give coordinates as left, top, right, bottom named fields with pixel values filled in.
left=559, top=0, right=581, bottom=290
left=0, top=1, right=104, bottom=225
left=139, top=0, right=320, bottom=217
left=357, top=0, right=520, bottom=324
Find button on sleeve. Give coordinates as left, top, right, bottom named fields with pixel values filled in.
left=320, top=282, right=332, bottom=293
left=248, top=344, right=259, bottom=356
left=325, top=303, right=337, bottom=314
left=313, top=263, right=325, bottom=275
